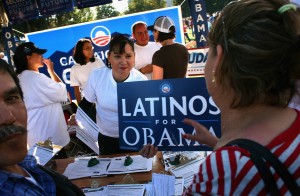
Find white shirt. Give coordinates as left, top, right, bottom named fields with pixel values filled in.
left=134, top=42, right=161, bottom=80
left=289, top=80, right=300, bottom=110
left=70, top=58, right=105, bottom=92
left=83, top=66, right=147, bottom=137
left=19, top=70, right=70, bottom=148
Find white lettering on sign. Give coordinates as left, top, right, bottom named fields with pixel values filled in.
left=59, top=56, right=75, bottom=66
left=122, top=126, right=217, bottom=147
left=62, top=68, right=70, bottom=84
left=122, top=96, right=219, bottom=117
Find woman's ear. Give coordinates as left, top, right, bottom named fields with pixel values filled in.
left=214, top=44, right=223, bottom=70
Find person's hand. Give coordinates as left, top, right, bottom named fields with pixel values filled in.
left=139, top=144, right=158, bottom=158
left=67, top=114, right=77, bottom=126
left=140, top=64, right=153, bottom=74
left=42, top=58, right=54, bottom=72
left=182, top=118, right=219, bottom=149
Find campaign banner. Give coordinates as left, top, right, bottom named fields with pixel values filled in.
left=26, top=6, right=184, bottom=100
left=76, top=0, right=112, bottom=9
left=186, top=47, right=209, bottom=77
left=188, top=0, right=209, bottom=47
left=117, top=77, right=221, bottom=151
left=1, top=25, right=17, bottom=65
left=36, top=0, right=74, bottom=16
left=3, top=0, right=40, bottom=23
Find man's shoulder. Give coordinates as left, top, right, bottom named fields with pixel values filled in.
left=147, top=42, right=162, bottom=49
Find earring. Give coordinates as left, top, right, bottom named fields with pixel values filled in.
left=212, top=70, right=216, bottom=83
left=212, top=76, right=216, bottom=83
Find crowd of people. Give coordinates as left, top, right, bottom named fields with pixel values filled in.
left=0, top=0, right=299, bottom=195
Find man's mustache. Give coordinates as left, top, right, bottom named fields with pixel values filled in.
left=0, top=125, right=27, bottom=142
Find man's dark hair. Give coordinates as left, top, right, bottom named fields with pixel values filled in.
left=0, top=59, right=23, bottom=100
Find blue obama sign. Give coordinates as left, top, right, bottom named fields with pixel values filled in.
left=117, top=77, right=221, bottom=151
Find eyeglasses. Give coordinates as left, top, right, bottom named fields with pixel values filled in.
left=83, top=46, right=94, bottom=51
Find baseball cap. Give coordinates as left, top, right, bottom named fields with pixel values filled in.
left=15, top=42, right=47, bottom=56
left=147, top=16, right=175, bottom=33
left=131, top=21, right=148, bottom=33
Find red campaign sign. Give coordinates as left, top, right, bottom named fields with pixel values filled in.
left=3, top=0, right=40, bottom=23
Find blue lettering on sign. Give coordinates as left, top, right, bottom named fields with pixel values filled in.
left=188, top=52, right=208, bottom=64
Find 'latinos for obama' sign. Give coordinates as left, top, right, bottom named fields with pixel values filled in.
left=117, top=77, right=221, bottom=151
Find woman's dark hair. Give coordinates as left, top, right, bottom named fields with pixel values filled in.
left=106, top=34, right=135, bottom=68
left=0, top=60, right=23, bottom=100
left=156, top=26, right=176, bottom=42
left=13, top=45, right=29, bottom=75
left=209, top=0, right=300, bottom=108
left=73, top=38, right=95, bottom=65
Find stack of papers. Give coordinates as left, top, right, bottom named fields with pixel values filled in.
left=83, top=185, right=145, bottom=196
left=75, top=107, right=99, bottom=154
left=107, top=155, right=151, bottom=174
left=162, top=151, right=206, bottom=171
left=169, top=157, right=205, bottom=188
left=63, top=155, right=153, bottom=179
left=161, top=151, right=209, bottom=188
left=82, top=179, right=183, bottom=196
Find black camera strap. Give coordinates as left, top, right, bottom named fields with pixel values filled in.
left=226, top=139, right=299, bottom=195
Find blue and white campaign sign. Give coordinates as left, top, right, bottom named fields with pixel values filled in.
left=117, top=77, right=221, bottom=151
left=3, top=0, right=40, bottom=23
left=188, top=0, right=209, bottom=47
left=26, top=6, right=184, bottom=100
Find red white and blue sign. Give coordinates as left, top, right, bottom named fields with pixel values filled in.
left=117, top=77, right=221, bottom=151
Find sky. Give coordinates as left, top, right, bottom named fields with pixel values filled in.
left=111, top=0, right=129, bottom=13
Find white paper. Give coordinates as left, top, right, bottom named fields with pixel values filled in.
left=63, top=157, right=111, bottom=179
left=175, top=178, right=184, bottom=196
left=152, top=173, right=175, bottom=196
left=75, top=107, right=99, bottom=154
left=106, top=155, right=153, bottom=174
left=104, top=184, right=145, bottom=196
left=169, top=157, right=205, bottom=188
left=63, top=155, right=153, bottom=179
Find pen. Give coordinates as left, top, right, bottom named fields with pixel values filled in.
left=83, top=187, right=104, bottom=193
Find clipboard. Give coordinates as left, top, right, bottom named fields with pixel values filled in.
left=28, top=138, right=62, bottom=166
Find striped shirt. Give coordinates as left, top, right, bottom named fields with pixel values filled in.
left=184, top=111, right=300, bottom=195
